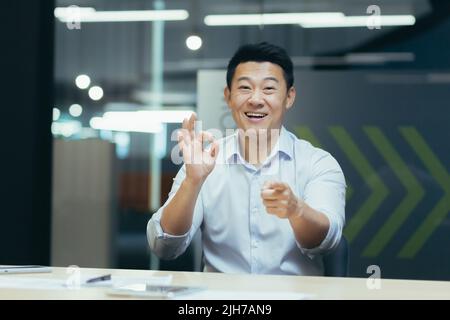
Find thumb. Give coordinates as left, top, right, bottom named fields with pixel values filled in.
left=209, top=141, right=219, bottom=160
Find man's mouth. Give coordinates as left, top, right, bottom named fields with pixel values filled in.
left=244, top=112, right=268, bottom=119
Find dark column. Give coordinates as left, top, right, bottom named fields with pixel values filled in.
left=0, top=1, right=54, bottom=264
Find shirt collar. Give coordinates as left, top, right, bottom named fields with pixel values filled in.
left=225, top=126, right=293, bottom=164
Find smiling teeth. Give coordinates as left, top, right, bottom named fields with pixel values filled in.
left=245, top=112, right=267, bottom=117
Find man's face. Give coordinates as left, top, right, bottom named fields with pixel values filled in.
left=224, top=61, right=296, bottom=132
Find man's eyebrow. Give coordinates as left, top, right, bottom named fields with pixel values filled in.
left=236, top=76, right=280, bottom=82
left=264, top=77, right=279, bottom=83
left=237, top=76, right=251, bottom=82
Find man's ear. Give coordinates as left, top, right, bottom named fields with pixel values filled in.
left=285, top=86, right=296, bottom=110
left=224, top=86, right=231, bottom=108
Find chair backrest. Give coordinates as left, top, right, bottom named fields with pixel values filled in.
left=323, top=236, right=349, bottom=277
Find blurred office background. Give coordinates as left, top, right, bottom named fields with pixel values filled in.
left=1, top=0, right=449, bottom=281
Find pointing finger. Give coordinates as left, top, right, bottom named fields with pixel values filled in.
left=264, top=181, right=288, bottom=191
left=261, top=189, right=288, bottom=200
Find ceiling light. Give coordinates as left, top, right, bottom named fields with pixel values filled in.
left=89, top=110, right=193, bottom=133
left=69, top=104, right=83, bottom=117
left=204, top=12, right=415, bottom=28
left=204, top=12, right=344, bottom=26
left=55, top=8, right=189, bottom=23
left=75, top=74, right=91, bottom=89
left=89, top=116, right=163, bottom=133
left=54, top=7, right=96, bottom=17
left=186, top=35, right=202, bottom=51
left=51, top=121, right=82, bottom=137
left=300, top=15, right=416, bottom=28
left=103, top=110, right=193, bottom=123
left=53, top=108, right=60, bottom=121
left=88, top=86, right=103, bottom=101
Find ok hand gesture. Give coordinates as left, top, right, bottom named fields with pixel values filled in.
left=177, top=113, right=219, bottom=184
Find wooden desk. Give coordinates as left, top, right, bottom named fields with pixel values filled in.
left=1, top=267, right=449, bottom=299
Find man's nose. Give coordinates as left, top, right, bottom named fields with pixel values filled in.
left=248, top=90, right=264, bottom=107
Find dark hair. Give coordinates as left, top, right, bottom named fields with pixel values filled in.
left=226, top=42, right=294, bottom=90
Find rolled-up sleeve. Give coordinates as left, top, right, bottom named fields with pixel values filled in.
left=297, top=150, right=346, bottom=256
left=147, top=165, right=204, bottom=260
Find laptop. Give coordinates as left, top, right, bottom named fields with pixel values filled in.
left=0, top=265, right=52, bottom=274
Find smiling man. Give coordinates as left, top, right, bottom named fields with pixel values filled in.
left=147, top=42, right=346, bottom=275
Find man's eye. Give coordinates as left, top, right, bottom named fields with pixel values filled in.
left=264, top=87, right=275, bottom=91
left=239, top=86, right=251, bottom=90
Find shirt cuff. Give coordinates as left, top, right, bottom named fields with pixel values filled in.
left=147, top=218, right=191, bottom=259
left=152, top=218, right=190, bottom=239
left=295, top=209, right=341, bottom=259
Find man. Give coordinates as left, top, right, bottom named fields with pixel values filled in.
left=147, top=42, right=346, bottom=275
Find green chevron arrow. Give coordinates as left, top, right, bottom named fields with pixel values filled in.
left=398, top=127, right=450, bottom=258
left=362, top=127, right=425, bottom=257
left=329, top=126, right=389, bottom=243
left=295, top=126, right=353, bottom=201
left=346, top=185, right=354, bottom=201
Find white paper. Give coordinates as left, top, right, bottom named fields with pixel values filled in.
left=0, top=276, right=66, bottom=290
left=0, top=274, right=173, bottom=290
left=175, top=290, right=313, bottom=300
left=83, top=274, right=173, bottom=288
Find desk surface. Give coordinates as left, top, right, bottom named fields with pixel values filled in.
left=1, top=267, right=449, bottom=299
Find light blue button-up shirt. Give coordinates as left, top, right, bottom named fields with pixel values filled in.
left=147, top=127, right=346, bottom=275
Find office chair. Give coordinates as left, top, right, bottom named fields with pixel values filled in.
left=323, top=236, right=349, bottom=277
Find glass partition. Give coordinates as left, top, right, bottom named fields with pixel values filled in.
left=52, top=0, right=450, bottom=280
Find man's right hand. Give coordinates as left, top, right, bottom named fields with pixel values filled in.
left=177, top=113, right=219, bottom=185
